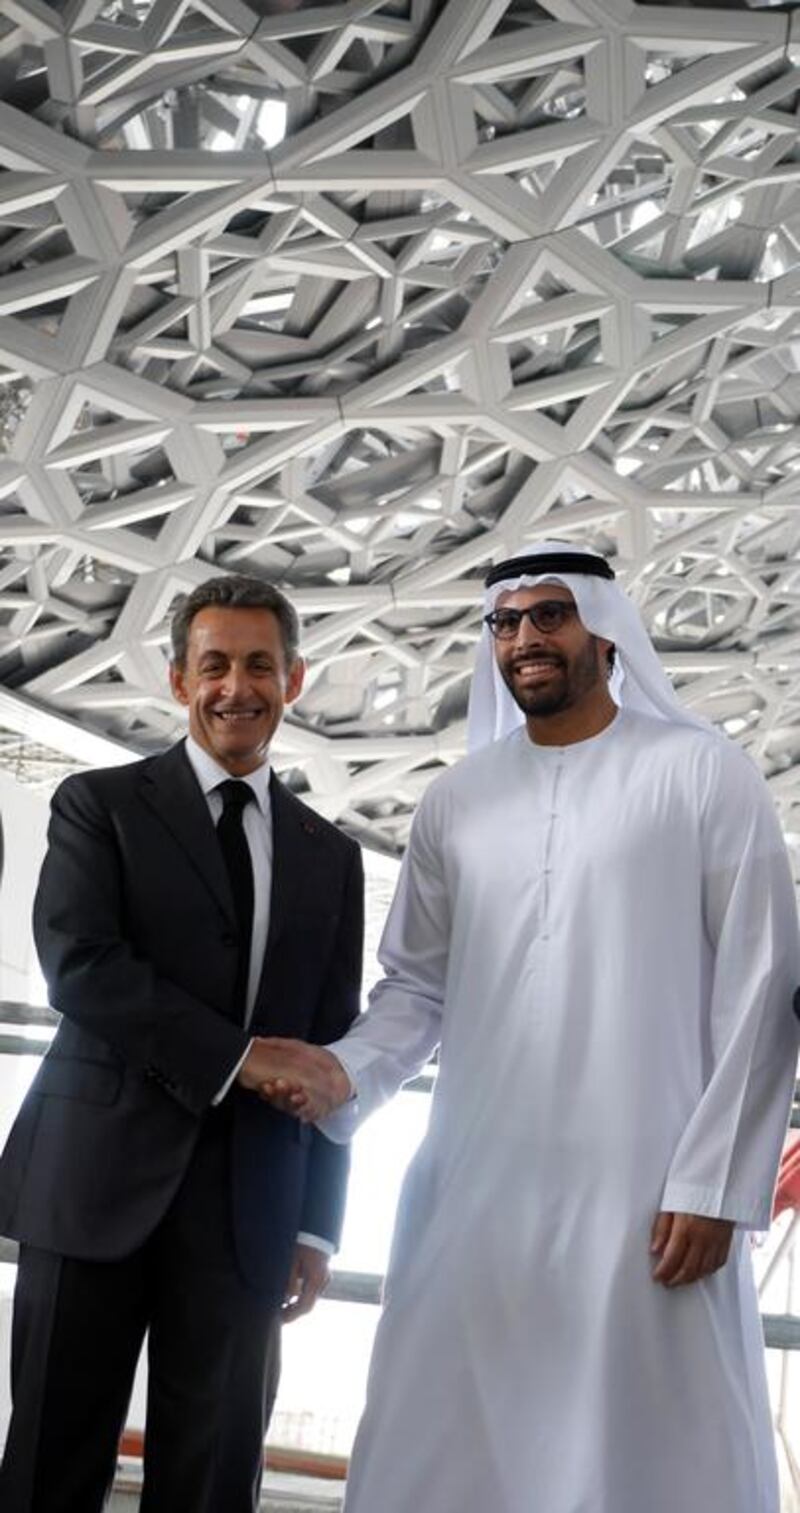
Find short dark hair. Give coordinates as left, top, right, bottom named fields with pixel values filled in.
left=170, top=575, right=300, bottom=668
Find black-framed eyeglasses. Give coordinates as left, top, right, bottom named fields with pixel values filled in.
left=483, top=600, right=578, bottom=640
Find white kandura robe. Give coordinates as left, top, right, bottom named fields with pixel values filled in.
left=326, top=709, right=800, bottom=1513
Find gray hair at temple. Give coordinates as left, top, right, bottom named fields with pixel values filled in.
left=170, top=574, right=300, bottom=668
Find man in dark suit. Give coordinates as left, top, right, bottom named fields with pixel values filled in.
left=0, top=574, right=362, bottom=1513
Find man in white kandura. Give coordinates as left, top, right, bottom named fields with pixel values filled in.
left=262, top=541, right=800, bottom=1513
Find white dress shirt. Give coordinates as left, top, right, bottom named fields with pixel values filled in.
left=184, top=737, right=332, bottom=1256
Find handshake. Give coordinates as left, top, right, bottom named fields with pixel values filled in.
left=237, top=1037, right=352, bottom=1122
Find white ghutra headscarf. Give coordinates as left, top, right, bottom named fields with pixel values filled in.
left=467, top=540, right=711, bottom=751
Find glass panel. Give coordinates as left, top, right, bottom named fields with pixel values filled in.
left=272, top=1301, right=381, bottom=1458
left=337, top=1087, right=429, bottom=1274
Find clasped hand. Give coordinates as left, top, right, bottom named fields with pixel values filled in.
left=237, top=1036, right=351, bottom=1122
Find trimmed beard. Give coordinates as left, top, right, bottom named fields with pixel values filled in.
left=499, top=635, right=604, bottom=718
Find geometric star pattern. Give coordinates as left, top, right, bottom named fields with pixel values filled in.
left=2, top=0, right=800, bottom=861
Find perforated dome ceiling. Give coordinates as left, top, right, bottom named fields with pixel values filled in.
left=1, top=0, right=800, bottom=858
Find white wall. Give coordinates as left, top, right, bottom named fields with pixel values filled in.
left=0, top=769, right=50, bottom=1006
left=0, top=770, right=52, bottom=1447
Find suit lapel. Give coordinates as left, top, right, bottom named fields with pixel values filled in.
left=265, top=774, right=315, bottom=958
left=139, top=753, right=322, bottom=991
left=138, top=741, right=235, bottom=924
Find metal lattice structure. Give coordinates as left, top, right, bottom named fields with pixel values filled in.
left=1, top=0, right=800, bottom=852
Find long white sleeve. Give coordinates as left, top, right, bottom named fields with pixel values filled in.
left=319, top=792, right=449, bottom=1142
left=661, top=743, right=800, bottom=1228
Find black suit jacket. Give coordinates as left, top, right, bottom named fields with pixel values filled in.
left=0, top=741, right=363, bottom=1302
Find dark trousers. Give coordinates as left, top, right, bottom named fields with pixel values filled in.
left=0, top=1113, right=282, bottom=1513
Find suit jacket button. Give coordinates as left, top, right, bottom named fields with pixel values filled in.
left=221, top=932, right=237, bottom=947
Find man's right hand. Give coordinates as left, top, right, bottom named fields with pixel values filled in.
left=237, top=1037, right=352, bottom=1121
left=650, top=1210, right=734, bottom=1287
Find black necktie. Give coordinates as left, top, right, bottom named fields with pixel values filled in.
left=215, top=779, right=255, bottom=1023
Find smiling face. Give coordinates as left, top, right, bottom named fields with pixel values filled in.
left=169, top=605, right=304, bottom=775
left=493, top=583, right=611, bottom=722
